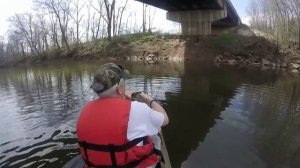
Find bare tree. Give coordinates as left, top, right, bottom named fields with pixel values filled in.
left=35, top=0, right=71, bottom=51
left=103, top=0, right=115, bottom=40
left=148, top=5, right=156, bottom=33
left=69, top=0, right=84, bottom=46
left=5, top=31, right=26, bottom=61
left=248, top=0, right=300, bottom=48
left=117, top=0, right=128, bottom=36
left=0, top=36, right=4, bottom=65
left=290, top=0, right=300, bottom=48
left=85, top=3, right=91, bottom=42
left=9, top=13, right=42, bottom=56
left=142, top=3, right=147, bottom=33
left=37, top=14, right=49, bottom=51
left=89, top=0, right=104, bottom=40
left=49, top=14, right=61, bottom=51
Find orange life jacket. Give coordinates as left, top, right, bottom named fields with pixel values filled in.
left=77, top=98, right=159, bottom=168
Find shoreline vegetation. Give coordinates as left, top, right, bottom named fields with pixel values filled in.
left=1, top=26, right=300, bottom=73
left=0, top=0, right=299, bottom=73
left=0, top=33, right=185, bottom=67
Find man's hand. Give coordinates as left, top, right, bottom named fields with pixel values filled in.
left=139, top=92, right=153, bottom=104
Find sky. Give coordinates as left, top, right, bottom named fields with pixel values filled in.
left=231, top=0, right=251, bottom=25
left=0, top=0, right=250, bottom=37
left=0, top=0, right=33, bottom=36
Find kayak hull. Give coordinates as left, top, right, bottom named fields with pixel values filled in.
left=63, top=155, right=85, bottom=168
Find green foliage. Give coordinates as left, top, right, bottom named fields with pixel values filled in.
left=3, top=33, right=165, bottom=66
left=212, top=33, right=239, bottom=49
left=82, top=33, right=161, bottom=58
left=112, top=32, right=155, bottom=43
left=139, top=34, right=159, bottom=43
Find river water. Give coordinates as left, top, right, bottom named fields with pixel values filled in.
left=0, top=60, right=299, bottom=168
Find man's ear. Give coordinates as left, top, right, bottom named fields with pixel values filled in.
left=117, top=85, right=125, bottom=95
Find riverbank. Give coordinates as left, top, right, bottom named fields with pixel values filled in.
left=3, top=27, right=300, bottom=72
left=2, top=33, right=185, bottom=68
left=212, top=25, right=300, bottom=73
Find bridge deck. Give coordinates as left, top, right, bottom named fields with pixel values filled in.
left=137, top=0, right=224, bottom=11
left=136, top=0, right=240, bottom=26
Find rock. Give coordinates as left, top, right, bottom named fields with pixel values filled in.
left=147, top=60, right=156, bottom=64
left=244, top=60, right=251, bottom=65
left=290, top=63, right=300, bottom=69
left=261, top=65, right=271, bottom=71
left=215, top=55, right=223, bottom=62
left=294, top=59, right=300, bottom=64
left=224, top=52, right=230, bottom=57
left=152, top=56, right=159, bottom=61
left=236, top=56, right=242, bottom=60
left=290, top=69, right=299, bottom=73
left=131, top=55, right=138, bottom=61
left=261, top=58, right=271, bottom=66
left=145, top=53, right=159, bottom=64
left=145, top=54, right=155, bottom=61
left=227, top=59, right=237, bottom=65
left=271, top=63, right=276, bottom=67
left=251, top=62, right=261, bottom=66
left=281, top=62, right=288, bottom=68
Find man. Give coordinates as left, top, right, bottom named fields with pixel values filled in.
left=77, top=63, right=169, bottom=168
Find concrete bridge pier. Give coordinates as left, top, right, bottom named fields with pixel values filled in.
left=167, top=9, right=227, bottom=35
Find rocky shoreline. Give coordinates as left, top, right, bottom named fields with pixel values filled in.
left=3, top=29, right=300, bottom=72
left=214, top=49, right=300, bottom=73
left=127, top=52, right=183, bottom=64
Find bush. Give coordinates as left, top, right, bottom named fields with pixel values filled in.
left=212, top=33, right=239, bottom=49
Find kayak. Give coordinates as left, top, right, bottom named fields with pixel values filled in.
left=63, top=132, right=171, bottom=168
left=63, top=155, right=85, bottom=168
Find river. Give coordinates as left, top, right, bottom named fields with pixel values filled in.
left=0, top=60, right=299, bottom=168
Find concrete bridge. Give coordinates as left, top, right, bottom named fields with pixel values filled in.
left=136, top=0, right=241, bottom=35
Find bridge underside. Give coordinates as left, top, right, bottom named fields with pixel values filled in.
left=138, top=0, right=225, bottom=11
left=136, top=0, right=241, bottom=35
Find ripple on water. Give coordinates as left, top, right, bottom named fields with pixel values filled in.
left=0, top=135, right=78, bottom=168
left=126, top=76, right=181, bottom=101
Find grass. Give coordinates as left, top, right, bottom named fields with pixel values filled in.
left=3, top=33, right=168, bottom=67
left=212, top=32, right=239, bottom=49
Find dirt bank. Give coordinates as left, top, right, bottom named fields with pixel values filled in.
left=69, top=34, right=185, bottom=64
left=5, top=28, right=300, bottom=72
left=202, top=25, right=300, bottom=73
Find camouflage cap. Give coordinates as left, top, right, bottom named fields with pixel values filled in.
left=91, top=63, right=130, bottom=93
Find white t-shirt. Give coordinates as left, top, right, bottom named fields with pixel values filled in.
left=127, top=101, right=164, bottom=141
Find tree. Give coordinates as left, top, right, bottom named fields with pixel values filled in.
left=69, top=0, right=84, bottom=46
left=103, top=0, right=115, bottom=40
left=0, top=36, right=4, bottom=65
left=113, top=0, right=128, bottom=36
left=9, top=13, right=42, bottom=56
left=35, top=0, right=71, bottom=51
left=290, top=0, right=300, bottom=49
left=89, top=0, right=104, bottom=40
left=248, top=0, right=300, bottom=48
left=142, top=3, right=147, bottom=33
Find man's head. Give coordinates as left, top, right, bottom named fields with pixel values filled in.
left=91, top=63, right=129, bottom=98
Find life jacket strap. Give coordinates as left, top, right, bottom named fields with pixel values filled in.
left=78, top=136, right=156, bottom=168
left=78, top=136, right=148, bottom=152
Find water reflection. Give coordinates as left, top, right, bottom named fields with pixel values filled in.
left=0, top=61, right=184, bottom=167
left=0, top=64, right=91, bottom=168
left=0, top=61, right=300, bottom=168
left=176, top=64, right=300, bottom=168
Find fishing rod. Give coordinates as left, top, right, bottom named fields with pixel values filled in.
left=131, top=77, right=164, bottom=102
